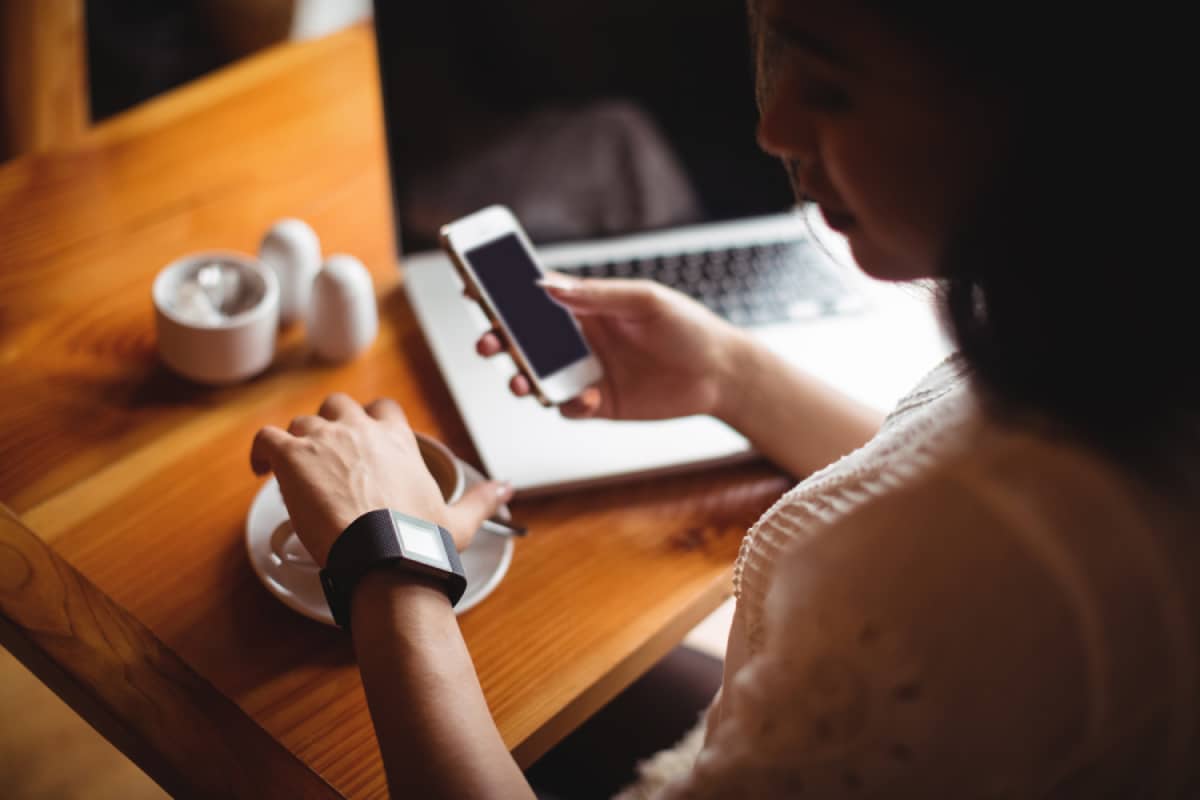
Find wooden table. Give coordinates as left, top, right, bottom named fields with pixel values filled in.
left=0, top=24, right=789, bottom=799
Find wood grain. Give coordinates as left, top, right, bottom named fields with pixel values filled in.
left=0, top=0, right=89, bottom=160
left=34, top=408, right=786, bottom=795
left=0, top=23, right=793, bottom=797
left=0, top=504, right=340, bottom=799
left=0, top=642, right=169, bottom=800
left=0, top=25, right=397, bottom=514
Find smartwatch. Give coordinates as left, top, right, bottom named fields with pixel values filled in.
left=319, top=509, right=467, bottom=630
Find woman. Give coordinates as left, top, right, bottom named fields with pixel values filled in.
left=250, top=1, right=1198, bottom=796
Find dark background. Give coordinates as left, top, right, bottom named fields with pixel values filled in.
left=86, top=2, right=793, bottom=250
left=375, top=1, right=793, bottom=249
left=87, top=0, right=293, bottom=121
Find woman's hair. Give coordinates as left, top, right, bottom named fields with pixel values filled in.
left=866, top=4, right=1198, bottom=487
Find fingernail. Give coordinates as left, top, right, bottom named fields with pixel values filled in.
left=536, top=275, right=579, bottom=293
left=496, top=481, right=515, bottom=501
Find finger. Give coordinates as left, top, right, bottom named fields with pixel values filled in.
left=364, top=397, right=407, bottom=423
left=509, top=373, right=531, bottom=397
left=559, top=386, right=605, bottom=419
left=475, top=330, right=505, bottom=357
left=537, top=275, right=661, bottom=319
left=288, top=415, right=324, bottom=436
left=318, top=392, right=362, bottom=421
left=445, top=480, right=515, bottom=551
left=250, top=425, right=292, bottom=475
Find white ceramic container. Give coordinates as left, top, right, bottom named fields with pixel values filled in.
left=152, top=251, right=280, bottom=384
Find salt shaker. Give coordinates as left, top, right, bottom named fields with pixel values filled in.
left=259, top=218, right=321, bottom=326
left=307, top=254, right=378, bottom=362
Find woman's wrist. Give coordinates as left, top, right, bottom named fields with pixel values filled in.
left=711, top=326, right=765, bottom=429
left=351, top=567, right=455, bottom=636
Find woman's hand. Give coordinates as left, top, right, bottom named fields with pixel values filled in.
left=476, top=275, right=751, bottom=421
left=249, top=393, right=512, bottom=566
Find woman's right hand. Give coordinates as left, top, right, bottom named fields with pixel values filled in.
left=475, top=274, right=750, bottom=421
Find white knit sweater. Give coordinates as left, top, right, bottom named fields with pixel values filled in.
left=617, top=357, right=1198, bottom=798
left=730, top=356, right=972, bottom=663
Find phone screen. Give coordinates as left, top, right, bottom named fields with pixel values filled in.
left=465, top=234, right=590, bottom=378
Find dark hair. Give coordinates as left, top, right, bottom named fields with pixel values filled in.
left=866, top=4, right=1199, bottom=488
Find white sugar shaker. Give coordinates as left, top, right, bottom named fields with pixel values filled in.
left=308, top=254, right=379, bottom=362
left=259, top=218, right=321, bottom=326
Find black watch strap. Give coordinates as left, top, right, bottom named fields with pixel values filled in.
left=320, top=509, right=466, bottom=630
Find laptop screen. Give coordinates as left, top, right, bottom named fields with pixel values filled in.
left=374, top=1, right=794, bottom=252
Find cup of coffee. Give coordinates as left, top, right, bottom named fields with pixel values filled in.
left=269, top=431, right=465, bottom=571
left=414, top=433, right=465, bottom=505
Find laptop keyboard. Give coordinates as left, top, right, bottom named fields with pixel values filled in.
left=556, top=240, right=862, bottom=326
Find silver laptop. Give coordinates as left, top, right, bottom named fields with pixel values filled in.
left=373, top=4, right=951, bottom=494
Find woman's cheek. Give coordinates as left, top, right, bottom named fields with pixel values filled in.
left=832, top=144, right=944, bottom=279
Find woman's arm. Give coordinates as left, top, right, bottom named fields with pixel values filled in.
left=351, top=571, right=535, bottom=800
left=715, top=329, right=883, bottom=477
left=482, top=278, right=883, bottom=478
left=249, top=394, right=536, bottom=799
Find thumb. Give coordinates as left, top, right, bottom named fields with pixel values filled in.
left=538, top=273, right=661, bottom=319
left=445, top=480, right=514, bottom=550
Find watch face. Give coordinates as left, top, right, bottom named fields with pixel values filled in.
left=390, top=511, right=450, bottom=570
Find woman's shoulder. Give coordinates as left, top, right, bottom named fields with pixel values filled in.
left=813, top=412, right=1190, bottom=571
left=768, top=419, right=1195, bottom=669
left=669, top=421, right=1197, bottom=797
left=684, top=446, right=1112, bottom=795
left=750, top=423, right=1197, bottom=795
left=762, top=425, right=1133, bottom=663
left=934, top=418, right=1197, bottom=593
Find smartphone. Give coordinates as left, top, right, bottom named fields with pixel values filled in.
left=439, top=205, right=604, bottom=406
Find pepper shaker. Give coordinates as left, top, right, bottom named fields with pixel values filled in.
left=307, top=254, right=378, bottom=362
left=259, top=218, right=321, bottom=326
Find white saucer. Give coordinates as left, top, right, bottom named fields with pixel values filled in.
left=245, top=464, right=514, bottom=626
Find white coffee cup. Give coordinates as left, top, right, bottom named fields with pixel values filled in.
left=153, top=251, right=280, bottom=384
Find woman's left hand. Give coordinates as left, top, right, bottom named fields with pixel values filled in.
left=250, top=393, right=512, bottom=567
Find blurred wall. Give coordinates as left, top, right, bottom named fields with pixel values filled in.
left=87, top=0, right=372, bottom=122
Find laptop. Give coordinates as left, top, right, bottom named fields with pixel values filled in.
left=373, top=3, right=951, bottom=495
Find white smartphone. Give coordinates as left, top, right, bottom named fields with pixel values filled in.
left=438, top=205, right=604, bottom=407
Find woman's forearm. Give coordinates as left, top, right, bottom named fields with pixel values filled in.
left=715, top=331, right=883, bottom=477
left=351, top=570, right=535, bottom=800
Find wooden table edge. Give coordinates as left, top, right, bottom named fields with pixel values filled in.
left=511, top=570, right=732, bottom=767
left=0, top=504, right=343, bottom=800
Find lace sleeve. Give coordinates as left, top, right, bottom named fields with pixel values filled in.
left=652, top=469, right=1097, bottom=799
